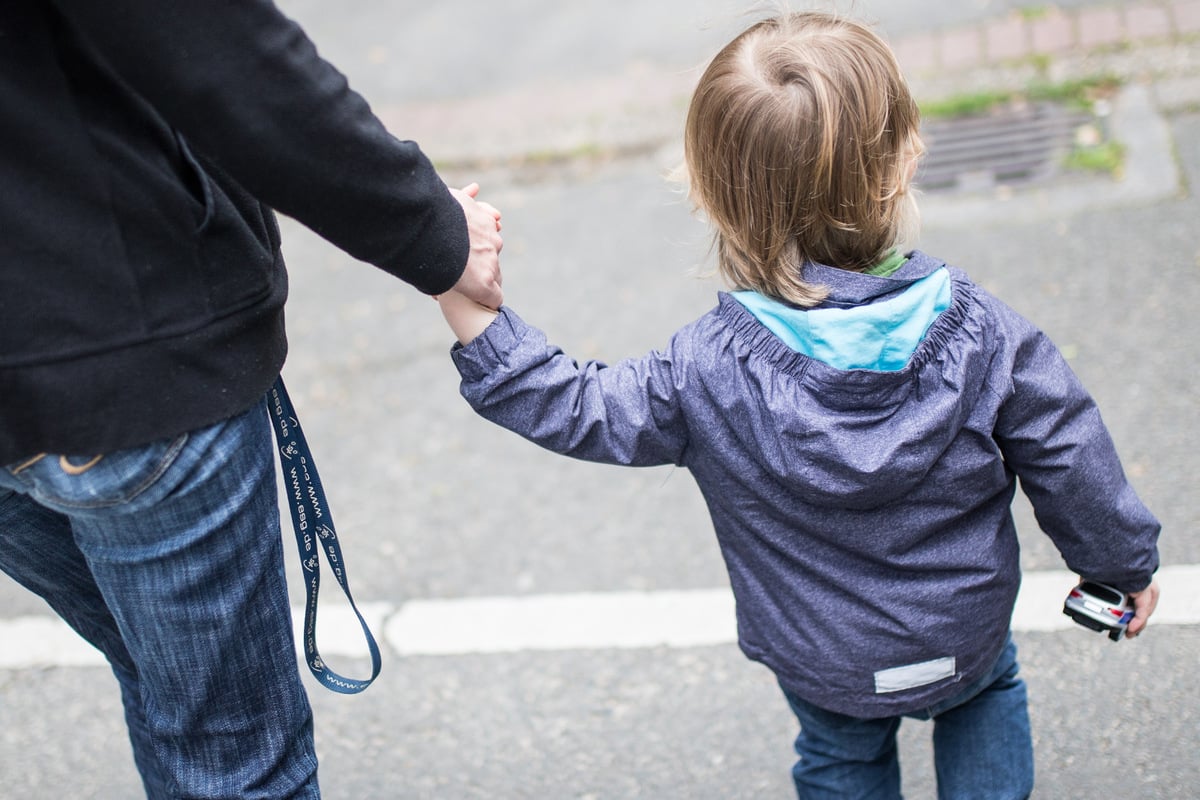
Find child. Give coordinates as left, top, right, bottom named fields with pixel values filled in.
left=438, top=11, right=1160, bottom=799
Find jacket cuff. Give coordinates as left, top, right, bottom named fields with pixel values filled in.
left=450, top=307, right=526, bottom=382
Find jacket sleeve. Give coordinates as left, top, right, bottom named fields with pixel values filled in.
left=994, top=319, right=1160, bottom=593
left=47, top=0, right=467, bottom=294
left=450, top=308, right=690, bottom=468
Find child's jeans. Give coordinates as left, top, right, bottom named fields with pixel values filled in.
left=0, top=399, right=318, bottom=799
left=779, top=636, right=1033, bottom=800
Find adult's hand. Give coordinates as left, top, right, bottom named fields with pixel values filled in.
left=449, top=183, right=504, bottom=309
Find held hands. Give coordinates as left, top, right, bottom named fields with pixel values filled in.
left=448, top=182, right=503, bottom=309
left=1125, top=578, right=1160, bottom=639
left=439, top=182, right=503, bottom=344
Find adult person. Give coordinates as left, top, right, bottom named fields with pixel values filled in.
left=0, top=1, right=502, bottom=798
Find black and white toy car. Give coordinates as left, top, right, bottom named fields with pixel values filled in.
left=1063, top=580, right=1135, bottom=642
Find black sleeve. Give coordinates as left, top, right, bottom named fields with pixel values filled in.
left=48, top=0, right=468, bottom=294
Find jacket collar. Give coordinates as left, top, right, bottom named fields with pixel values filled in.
left=803, top=250, right=947, bottom=307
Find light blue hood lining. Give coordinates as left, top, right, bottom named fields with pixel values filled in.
left=732, top=268, right=952, bottom=371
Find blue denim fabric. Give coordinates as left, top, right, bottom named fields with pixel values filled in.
left=780, top=637, right=1033, bottom=800
left=0, top=401, right=318, bottom=799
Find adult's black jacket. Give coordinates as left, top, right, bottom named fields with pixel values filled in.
left=0, top=1, right=470, bottom=463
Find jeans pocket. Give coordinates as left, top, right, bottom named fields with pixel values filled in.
left=6, top=433, right=189, bottom=511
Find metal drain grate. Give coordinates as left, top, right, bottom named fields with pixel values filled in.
left=915, top=102, right=1094, bottom=193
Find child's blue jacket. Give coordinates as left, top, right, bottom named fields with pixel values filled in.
left=449, top=250, right=1160, bottom=718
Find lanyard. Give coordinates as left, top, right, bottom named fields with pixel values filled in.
left=267, top=377, right=381, bottom=694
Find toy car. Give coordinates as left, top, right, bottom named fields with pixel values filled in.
left=1063, top=580, right=1134, bottom=641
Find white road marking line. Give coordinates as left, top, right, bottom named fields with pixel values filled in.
left=0, top=616, right=110, bottom=668
left=387, top=589, right=737, bottom=656
left=2, top=566, right=1197, bottom=669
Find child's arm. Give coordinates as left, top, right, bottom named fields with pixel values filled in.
left=438, top=289, right=500, bottom=345
left=995, top=322, right=1160, bottom=606
left=446, top=307, right=689, bottom=468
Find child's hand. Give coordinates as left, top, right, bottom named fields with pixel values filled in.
left=1125, top=579, right=1160, bottom=638
left=438, top=288, right=500, bottom=345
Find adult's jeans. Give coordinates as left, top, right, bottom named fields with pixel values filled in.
left=779, top=636, right=1034, bottom=800
left=0, top=400, right=318, bottom=799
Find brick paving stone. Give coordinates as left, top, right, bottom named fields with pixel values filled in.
left=1078, top=7, right=1126, bottom=47
left=1124, top=4, right=1174, bottom=40
left=984, top=15, right=1029, bottom=62
left=1173, top=0, right=1200, bottom=33
left=940, top=26, right=984, bottom=69
left=1030, top=9, right=1076, bottom=54
left=890, top=0, right=1200, bottom=87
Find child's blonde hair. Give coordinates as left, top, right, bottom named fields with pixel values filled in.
left=683, top=11, right=922, bottom=307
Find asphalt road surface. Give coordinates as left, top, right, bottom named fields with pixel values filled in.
left=2, top=2, right=1197, bottom=797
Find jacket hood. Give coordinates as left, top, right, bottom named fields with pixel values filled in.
left=714, top=251, right=988, bottom=509
left=732, top=260, right=952, bottom=372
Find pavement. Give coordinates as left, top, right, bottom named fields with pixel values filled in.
left=2, top=1, right=1199, bottom=798
left=376, top=0, right=1200, bottom=173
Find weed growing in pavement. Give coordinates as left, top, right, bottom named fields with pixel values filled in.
left=919, top=74, right=1121, bottom=119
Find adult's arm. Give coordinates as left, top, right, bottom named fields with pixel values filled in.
left=49, top=0, right=497, bottom=298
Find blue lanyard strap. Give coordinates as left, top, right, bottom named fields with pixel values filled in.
left=267, top=377, right=381, bottom=694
